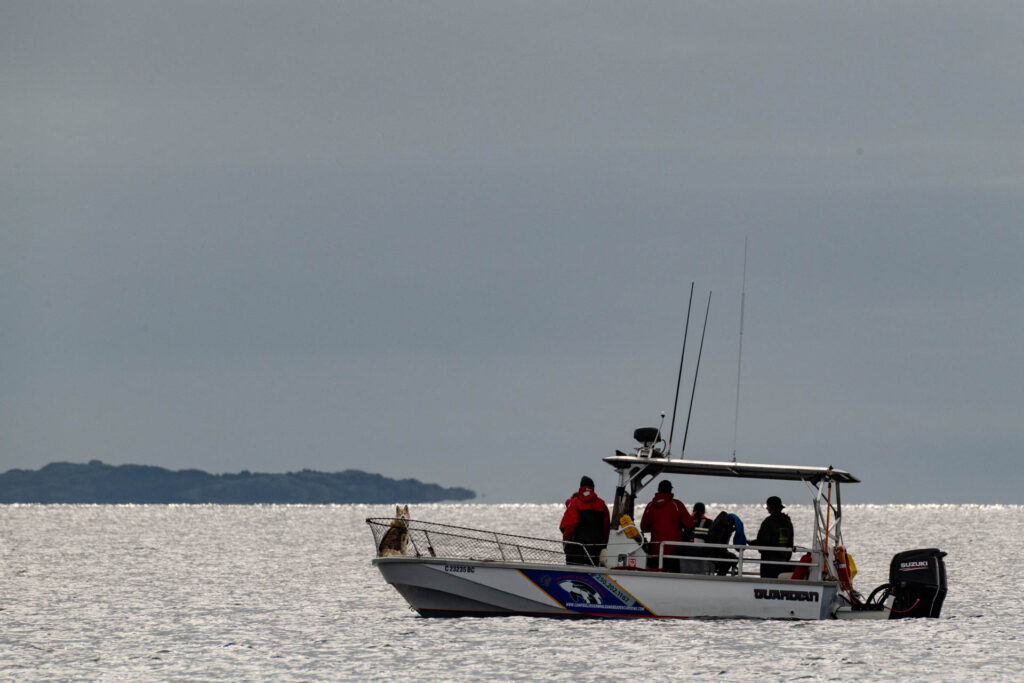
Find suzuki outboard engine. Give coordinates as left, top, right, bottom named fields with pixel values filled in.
left=886, top=548, right=947, bottom=619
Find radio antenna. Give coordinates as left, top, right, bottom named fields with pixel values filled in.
left=732, top=237, right=748, bottom=463
left=666, top=283, right=695, bottom=459
left=681, top=290, right=711, bottom=458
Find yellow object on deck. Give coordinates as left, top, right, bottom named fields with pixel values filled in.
left=848, top=552, right=858, bottom=579
left=619, top=514, right=641, bottom=540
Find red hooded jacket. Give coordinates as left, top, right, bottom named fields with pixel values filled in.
left=560, top=485, right=610, bottom=544
left=640, top=492, right=695, bottom=555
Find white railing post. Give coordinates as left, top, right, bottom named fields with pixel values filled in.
left=494, top=532, right=507, bottom=561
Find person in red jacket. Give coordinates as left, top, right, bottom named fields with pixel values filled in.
left=559, top=476, right=610, bottom=566
left=640, top=480, right=695, bottom=572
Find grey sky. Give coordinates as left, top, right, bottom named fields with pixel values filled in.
left=3, top=2, right=1022, bottom=503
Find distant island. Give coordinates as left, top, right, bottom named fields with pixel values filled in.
left=0, top=461, right=476, bottom=504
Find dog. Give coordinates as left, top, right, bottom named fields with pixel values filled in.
left=377, top=505, right=410, bottom=557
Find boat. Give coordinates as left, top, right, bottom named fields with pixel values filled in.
left=368, top=284, right=947, bottom=620
left=366, top=428, right=948, bottom=620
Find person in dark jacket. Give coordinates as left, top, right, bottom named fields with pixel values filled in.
left=683, top=501, right=715, bottom=573
left=690, top=502, right=712, bottom=542
left=705, top=510, right=739, bottom=575
left=754, top=495, right=795, bottom=578
left=640, top=480, right=695, bottom=572
left=559, top=476, right=610, bottom=566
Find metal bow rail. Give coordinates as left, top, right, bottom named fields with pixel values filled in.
left=366, top=517, right=591, bottom=565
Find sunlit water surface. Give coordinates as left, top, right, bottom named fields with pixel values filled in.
left=1, top=504, right=1021, bottom=681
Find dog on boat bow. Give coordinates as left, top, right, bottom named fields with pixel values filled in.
left=377, top=505, right=410, bottom=557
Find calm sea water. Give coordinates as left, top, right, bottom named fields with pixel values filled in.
left=1, top=503, right=1021, bottom=681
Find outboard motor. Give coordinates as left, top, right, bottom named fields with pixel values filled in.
left=886, top=548, right=947, bottom=619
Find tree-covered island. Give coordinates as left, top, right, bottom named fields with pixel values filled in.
left=0, top=461, right=475, bottom=504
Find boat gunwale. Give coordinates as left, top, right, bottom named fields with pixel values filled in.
left=371, top=555, right=837, bottom=587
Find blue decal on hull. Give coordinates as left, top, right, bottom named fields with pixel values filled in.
left=520, top=569, right=653, bottom=616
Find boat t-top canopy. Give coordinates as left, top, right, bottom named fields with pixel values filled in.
left=603, top=455, right=859, bottom=484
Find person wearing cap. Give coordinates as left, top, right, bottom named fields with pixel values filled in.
left=690, top=502, right=713, bottom=543
left=559, top=476, right=610, bottom=566
left=754, top=495, right=795, bottom=578
left=685, top=501, right=715, bottom=573
left=640, top=480, right=695, bottom=573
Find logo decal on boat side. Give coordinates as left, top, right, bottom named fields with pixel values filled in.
left=557, top=579, right=603, bottom=604
left=519, top=570, right=653, bottom=615
left=753, top=588, right=820, bottom=602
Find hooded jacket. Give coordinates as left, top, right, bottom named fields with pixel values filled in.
left=640, top=492, right=695, bottom=554
left=754, top=511, right=794, bottom=549
left=559, top=485, right=610, bottom=545
left=728, top=513, right=747, bottom=545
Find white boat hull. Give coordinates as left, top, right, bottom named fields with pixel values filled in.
left=374, top=557, right=840, bottom=620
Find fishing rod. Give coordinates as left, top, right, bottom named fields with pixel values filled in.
left=666, top=282, right=695, bottom=458
left=824, top=467, right=834, bottom=564
left=681, top=290, right=711, bottom=458
left=732, top=237, right=748, bottom=464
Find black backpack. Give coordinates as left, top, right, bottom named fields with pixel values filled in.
left=706, top=511, right=735, bottom=545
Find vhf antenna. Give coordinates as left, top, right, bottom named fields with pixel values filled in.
left=657, top=411, right=666, bottom=453
left=666, top=283, right=695, bottom=459
left=681, top=290, right=712, bottom=458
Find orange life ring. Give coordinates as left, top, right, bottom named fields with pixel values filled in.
left=834, top=545, right=854, bottom=592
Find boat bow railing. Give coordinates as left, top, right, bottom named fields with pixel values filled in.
left=366, top=517, right=587, bottom=565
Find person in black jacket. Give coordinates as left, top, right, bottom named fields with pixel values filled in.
left=690, top=502, right=712, bottom=542
left=754, top=496, right=794, bottom=578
